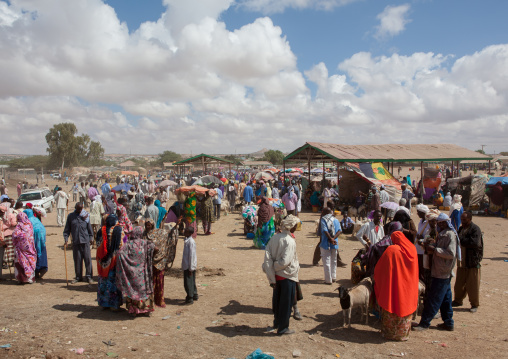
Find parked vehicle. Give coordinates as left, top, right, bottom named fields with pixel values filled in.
left=18, top=188, right=55, bottom=213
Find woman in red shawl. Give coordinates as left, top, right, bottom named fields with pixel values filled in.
left=374, top=231, right=419, bottom=341
left=12, top=212, right=37, bottom=284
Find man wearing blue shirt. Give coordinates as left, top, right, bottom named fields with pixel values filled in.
left=213, top=184, right=223, bottom=220
left=101, top=180, right=111, bottom=196
left=243, top=182, right=254, bottom=205
left=320, top=208, right=342, bottom=284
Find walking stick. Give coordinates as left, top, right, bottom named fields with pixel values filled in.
left=64, top=243, right=69, bottom=287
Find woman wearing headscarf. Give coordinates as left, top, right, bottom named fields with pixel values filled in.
left=24, top=209, right=48, bottom=279
left=90, top=195, right=104, bottom=248
left=154, top=199, right=167, bottom=229
left=116, top=198, right=133, bottom=235
left=391, top=209, right=417, bottom=243
left=116, top=226, right=155, bottom=317
left=449, top=194, right=463, bottom=231
left=364, top=221, right=403, bottom=276
left=96, top=215, right=124, bottom=310
left=200, top=192, right=215, bottom=235
left=254, top=197, right=275, bottom=249
left=104, top=192, right=117, bottom=216
left=144, top=219, right=176, bottom=308
left=227, top=183, right=237, bottom=212
left=12, top=212, right=37, bottom=284
left=489, top=181, right=504, bottom=210
left=184, top=191, right=197, bottom=239
left=374, top=231, right=419, bottom=341
left=0, top=202, right=17, bottom=278
left=282, top=187, right=298, bottom=216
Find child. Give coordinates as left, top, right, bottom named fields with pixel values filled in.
left=182, top=227, right=198, bottom=304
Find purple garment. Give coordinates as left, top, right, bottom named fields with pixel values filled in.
left=165, top=209, right=178, bottom=224
left=88, top=186, right=99, bottom=201
left=115, top=229, right=155, bottom=301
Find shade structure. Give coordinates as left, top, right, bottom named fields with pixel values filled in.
left=254, top=172, right=274, bottom=181
left=284, top=142, right=493, bottom=163
left=159, top=180, right=177, bottom=187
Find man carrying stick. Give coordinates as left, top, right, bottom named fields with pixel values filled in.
left=63, top=203, right=94, bottom=284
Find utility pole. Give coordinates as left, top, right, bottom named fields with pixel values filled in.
left=480, top=144, right=486, bottom=153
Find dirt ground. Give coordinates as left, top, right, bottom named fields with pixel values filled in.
left=1, top=174, right=508, bottom=359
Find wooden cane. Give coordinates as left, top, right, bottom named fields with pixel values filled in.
left=64, top=243, right=69, bottom=286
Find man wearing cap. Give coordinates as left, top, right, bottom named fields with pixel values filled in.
left=262, top=215, right=300, bottom=335
left=413, top=212, right=458, bottom=332
left=54, top=187, right=69, bottom=227
left=369, top=185, right=380, bottom=212
left=452, top=211, right=483, bottom=313
left=415, top=204, right=431, bottom=280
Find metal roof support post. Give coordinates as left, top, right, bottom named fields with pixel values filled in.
left=283, top=160, right=286, bottom=184
left=420, top=161, right=424, bottom=203
left=322, top=161, right=325, bottom=187
left=488, top=160, right=491, bottom=174
left=308, top=158, right=311, bottom=186
left=337, top=161, right=340, bottom=190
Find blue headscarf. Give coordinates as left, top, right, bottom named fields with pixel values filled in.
left=23, top=209, right=46, bottom=257
left=154, top=199, right=167, bottom=229
left=437, top=213, right=461, bottom=261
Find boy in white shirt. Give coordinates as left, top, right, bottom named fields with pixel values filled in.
left=182, top=227, right=198, bottom=304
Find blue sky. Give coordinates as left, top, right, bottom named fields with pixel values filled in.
left=105, top=0, right=508, bottom=73
left=1, top=0, right=508, bottom=154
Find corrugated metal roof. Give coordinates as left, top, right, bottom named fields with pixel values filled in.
left=284, top=142, right=493, bottom=163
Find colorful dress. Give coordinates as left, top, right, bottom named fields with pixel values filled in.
left=116, top=226, right=155, bottom=315
left=12, top=212, right=37, bottom=283
left=96, top=215, right=124, bottom=309
left=184, top=192, right=197, bottom=239
left=254, top=218, right=275, bottom=249
left=24, top=209, right=48, bottom=277
left=145, top=225, right=176, bottom=308
left=117, top=204, right=133, bottom=235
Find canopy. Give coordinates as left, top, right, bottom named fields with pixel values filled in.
left=285, top=142, right=493, bottom=163
left=487, top=177, right=508, bottom=186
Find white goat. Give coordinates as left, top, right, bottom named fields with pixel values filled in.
left=337, top=277, right=373, bottom=328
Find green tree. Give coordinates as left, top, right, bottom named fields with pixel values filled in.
left=46, top=123, right=80, bottom=168
left=499, top=151, right=508, bottom=156
left=475, top=149, right=486, bottom=154
left=8, top=156, right=49, bottom=171
left=153, top=151, right=182, bottom=167
left=263, top=149, right=284, bottom=165
left=86, top=141, right=105, bottom=166
left=45, top=123, right=105, bottom=168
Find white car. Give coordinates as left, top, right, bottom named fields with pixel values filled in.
left=18, top=188, right=55, bottom=213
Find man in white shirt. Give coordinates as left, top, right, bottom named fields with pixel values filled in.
left=71, top=182, right=79, bottom=202
left=356, top=209, right=384, bottom=248
left=262, top=215, right=300, bottom=335
left=54, top=187, right=69, bottom=227
left=415, top=204, right=431, bottom=280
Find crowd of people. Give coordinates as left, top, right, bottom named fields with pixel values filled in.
left=0, top=168, right=486, bottom=342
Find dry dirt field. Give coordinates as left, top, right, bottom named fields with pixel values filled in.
left=1, top=177, right=508, bottom=359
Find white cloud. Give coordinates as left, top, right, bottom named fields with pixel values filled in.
left=374, top=4, right=411, bottom=40
left=238, top=0, right=361, bottom=14
left=0, top=0, right=507, bottom=156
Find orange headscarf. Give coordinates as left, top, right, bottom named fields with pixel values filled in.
left=374, top=231, right=419, bottom=317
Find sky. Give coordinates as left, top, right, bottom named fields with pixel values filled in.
left=1, top=0, right=508, bottom=156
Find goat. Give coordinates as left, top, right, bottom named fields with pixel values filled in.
left=337, top=277, right=373, bottom=328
